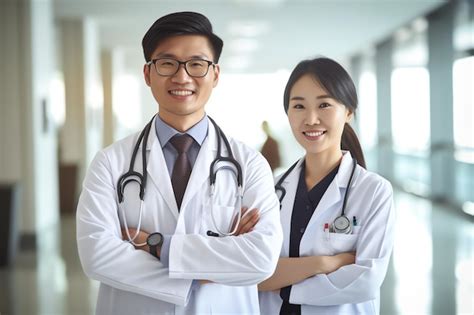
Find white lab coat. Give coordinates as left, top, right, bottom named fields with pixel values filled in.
left=259, top=152, right=395, bottom=315
left=76, top=117, right=283, bottom=315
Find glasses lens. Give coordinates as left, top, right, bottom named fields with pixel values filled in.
left=185, top=60, right=209, bottom=77
left=155, top=59, right=179, bottom=76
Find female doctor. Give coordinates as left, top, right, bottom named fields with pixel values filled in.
left=258, top=57, right=395, bottom=315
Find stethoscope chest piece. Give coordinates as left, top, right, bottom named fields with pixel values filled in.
left=332, top=215, right=352, bottom=234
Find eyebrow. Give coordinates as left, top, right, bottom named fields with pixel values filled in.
left=290, top=95, right=334, bottom=101
left=154, top=53, right=210, bottom=60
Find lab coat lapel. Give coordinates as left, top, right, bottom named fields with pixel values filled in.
left=146, top=117, right=179, bottom=220
left=179, top=118, right=216, bottom=211
left=306, top=152, right=354, bottom=229
left=279, top=159, right=304, bottom=257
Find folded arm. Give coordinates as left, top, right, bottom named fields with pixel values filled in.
left=289, top=180, right=395, bottom=305
left=258, top=253, right=355, bottom=292
left=76, top=151, right=193, bottom=306
left=168, top=154, right=283, bottom=286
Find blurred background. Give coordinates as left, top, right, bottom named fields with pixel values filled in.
left=0, top=0, right=472, bottom=314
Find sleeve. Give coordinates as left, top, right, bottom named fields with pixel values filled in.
left=76, top=150, right=193, bottom=306
left=289, top=179, right=395, bottom=305
left=159, top=235, right=172, bottom=267
left=168, top=152, right=283, bottom=286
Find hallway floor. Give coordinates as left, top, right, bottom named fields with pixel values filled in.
left=1, top=189, right=473, bottom=315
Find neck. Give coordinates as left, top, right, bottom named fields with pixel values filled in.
left=304, top=148, right=343, bottom=189
left=158, top=111, right=205, bottom=132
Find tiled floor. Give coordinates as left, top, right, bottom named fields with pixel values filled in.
left=1, top=190, right=473, bottom=315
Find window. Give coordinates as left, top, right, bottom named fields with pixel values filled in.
left=453, top=56, right=474, bottom=163
left=391, top=67, right=430, bottom=154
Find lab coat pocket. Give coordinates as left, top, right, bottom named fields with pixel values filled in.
left=201, top=203, right=237, bottom=235
left=328, top=233, right=358, bottom=253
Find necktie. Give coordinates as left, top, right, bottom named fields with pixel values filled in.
left=170, top=134, right=194, bottom=210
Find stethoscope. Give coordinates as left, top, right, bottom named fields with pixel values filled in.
left=275, top=157, right=357, bottom=234
left=117, top=115, right=244, bottom=246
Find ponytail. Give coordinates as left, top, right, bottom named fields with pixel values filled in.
left=341, top=123, right=366, bottom=169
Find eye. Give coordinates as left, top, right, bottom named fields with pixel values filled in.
left=319, top=102, right=331, bottom=108
left=292, top=103, right=304, bottom=109
left=189, top=60, right=206, bottom=68
left=157, top=60, right=176, bottom=67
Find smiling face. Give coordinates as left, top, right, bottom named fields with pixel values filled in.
left=287, top=74, right=353, bottom=158
left=143, top=34, right=220, bottom=131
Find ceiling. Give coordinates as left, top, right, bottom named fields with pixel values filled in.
left=54, top=0, right=445, bottom=73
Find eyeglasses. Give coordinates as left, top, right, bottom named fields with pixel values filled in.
left=146, top=58, right=216, bottom=78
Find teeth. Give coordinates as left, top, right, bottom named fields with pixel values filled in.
left=170, top=90, right=193, bottom=96
left=304, top=131, right=324, bottom=137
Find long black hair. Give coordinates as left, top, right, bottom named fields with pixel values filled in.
left=283, top=57, right=366, bottom=168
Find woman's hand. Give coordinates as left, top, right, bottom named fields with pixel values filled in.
left=320, top=252, right=356, bottom=274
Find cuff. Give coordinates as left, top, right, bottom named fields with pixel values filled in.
left=160, top=235, right=172, bottom=267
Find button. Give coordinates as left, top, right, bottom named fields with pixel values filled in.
left=300, top=227, right=305, bottom=234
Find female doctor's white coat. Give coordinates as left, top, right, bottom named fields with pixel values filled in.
left=259, top=152, right=395, bottom=315
left=76, top=117, right=283, bottom=315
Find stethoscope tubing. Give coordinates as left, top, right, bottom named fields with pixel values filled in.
left=118, top=115, right=244, bottom=242
left=275, top=157, right=358, bottom=234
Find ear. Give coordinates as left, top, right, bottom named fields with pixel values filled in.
left=212, top=64, right=220, bottom=88
left=345, top=108, right=354, bottom=123
left=143, top=64, right=151, bottom=86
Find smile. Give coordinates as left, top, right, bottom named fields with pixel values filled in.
left=303, top=130, right=326, bottom=137
left=169, top=90, right=194, bottom=96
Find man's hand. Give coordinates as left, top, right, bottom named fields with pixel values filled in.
left=121, top=228, right=150, bottom=250
left=232, top=207, right=260, bottom=236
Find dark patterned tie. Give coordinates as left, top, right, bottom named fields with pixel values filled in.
left=169, top=134, right=194, bottom=210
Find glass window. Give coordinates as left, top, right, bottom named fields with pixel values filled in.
left=391, top=67, right=431, bottom=154
left=453, top=56, right=474, bottom=163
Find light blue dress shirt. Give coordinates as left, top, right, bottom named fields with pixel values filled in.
left=154, top=114, right=208, bottom=271
left=155, top=114, right=208, bottom=174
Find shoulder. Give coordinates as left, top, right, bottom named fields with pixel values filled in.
left=354, top=166, right=393, bottom=197
left=91, top=132, right=140, bottom=169
left=227, top=136, right=263, bottom=163
left=225, top=136, right=273, bottom=180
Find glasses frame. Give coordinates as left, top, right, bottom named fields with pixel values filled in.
left=146, top=58, right=216, bottom=78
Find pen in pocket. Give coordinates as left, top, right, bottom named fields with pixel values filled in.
left=324, top=223, right=329, bottom=240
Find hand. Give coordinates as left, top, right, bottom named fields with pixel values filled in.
left=322, top=252, right=356, bottom=274
left=231, top=207, right=260, bottom=236
left=121, top=228, right=150, bottom=250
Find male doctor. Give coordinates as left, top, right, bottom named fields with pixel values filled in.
left=76, top=11, right=283, bottom=314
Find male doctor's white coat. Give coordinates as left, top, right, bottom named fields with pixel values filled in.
left=76, top=117, right=283, bottom=314
left=259, top=152, right=395, bottom=315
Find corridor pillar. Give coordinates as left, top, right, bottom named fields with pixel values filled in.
left=375, top=38, right=394, bottom=179
left=59, top=18, right=103, bottom=212
left=427, top=2, right=456, bottom=201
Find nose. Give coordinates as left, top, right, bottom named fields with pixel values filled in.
left=305, top=109, right=320, bottom=125
left=171, top=64, right=192, bottom=83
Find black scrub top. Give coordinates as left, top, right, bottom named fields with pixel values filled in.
left=280, top=161, right=340, bottom=315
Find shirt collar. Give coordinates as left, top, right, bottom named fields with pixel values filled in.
left=155, top=114, right=209, bottom=148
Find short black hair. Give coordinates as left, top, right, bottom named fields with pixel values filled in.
left=142, top=11, right=224, bottom=63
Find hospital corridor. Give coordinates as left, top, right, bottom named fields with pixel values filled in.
left=0, top=0, right=473, bottom=314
